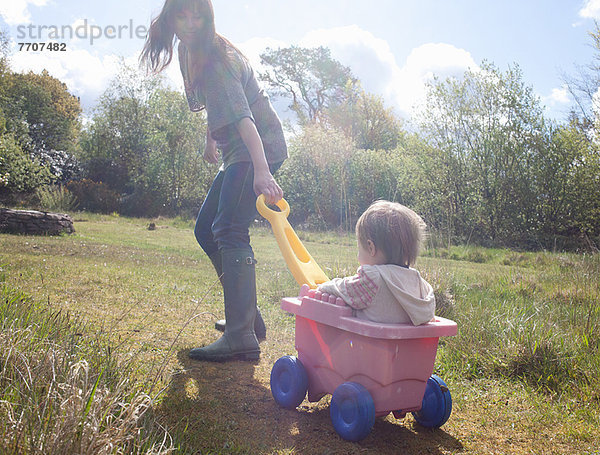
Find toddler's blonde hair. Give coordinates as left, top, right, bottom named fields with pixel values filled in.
left=355, top=200, right=426, bottom=267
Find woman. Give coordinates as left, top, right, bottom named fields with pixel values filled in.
left=141, top=0, right=287, bottom=362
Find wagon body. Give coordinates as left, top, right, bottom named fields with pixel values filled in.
left=281, top=287, right=457, bottom=417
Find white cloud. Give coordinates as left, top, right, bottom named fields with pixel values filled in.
left=580, top=0, right=600, bottom=19
left=397, top=43, right=478, bottom=115
left=298, top=26, right=477, bottom=118
left=7, top=33, right=276, bottom=115
left=547, top=86, right=571, bottom=105
left=9, top=42, right=137, bottom=112
left=6, top=22, right=478, bottom=122
left=238, top=36, right=287, bottom=72
left=301, top=25, right=399, bottom=95
left=540, top=85, right=574, bottom=121
left=0, top=0, right=48, bottom=25
left=9, top=26, right=186, bottom=115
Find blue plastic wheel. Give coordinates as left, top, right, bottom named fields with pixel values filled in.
left=412, top=375, right=452, bottom=428
left=270, top=356, right=308, bottom=410
left=330, top=382, right=375, bottom=441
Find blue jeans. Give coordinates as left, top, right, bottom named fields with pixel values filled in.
left=194, top=161, right=282, bottom=255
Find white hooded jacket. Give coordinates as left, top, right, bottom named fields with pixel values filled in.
left=317, top=264, right=436, bottom=325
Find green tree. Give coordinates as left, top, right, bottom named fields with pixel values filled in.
left=80, top=65, right=160, bottom=193
left=552, top=123, right=600, bottom=246
left=386, top=134, right=450, bottom=242
left=1, top=69, right=82, bottom=184
left=277, top=122, right=406, bottom=230
left=277, top=123, right=355, bottom=228
left=80, top=64, right=213, bottom=216
left=80, top=95, right=150, bottom=193
left=5, top=70, right=81, bottom=158
left=0, top=30, right=9, bottom=85
left=0, top=133, right=52, bottom=192
left=533, top=123, right=580, bottom=244
left=419, top=62, right=548, bottom=246
left=345, top=148, right=403, bottom=222
left=326, top=82, right=403, bottom=151
left=0, top=31, right=72, bottom=195
left=564, top=23, right=600, bottom=130
left=143, top=88, right=211, bottom=215
left=259, top=46, right=355, bottom=124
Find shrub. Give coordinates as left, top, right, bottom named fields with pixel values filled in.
left=119, top=188, right=164, bottom=218
left=67, top=179, right=120, bottom=214
left=35, top=184, right=79, bottom=213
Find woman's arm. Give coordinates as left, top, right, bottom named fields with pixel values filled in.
left=203, top=128, right=219, bottom=164
left=236, top=116, right=283, bottom=204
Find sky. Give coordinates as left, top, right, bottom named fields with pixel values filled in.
left=1, top=0, right=600, bottom=124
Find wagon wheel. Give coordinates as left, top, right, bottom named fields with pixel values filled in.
left=270, top=355, right=308, bottom=409
left=412, top=374, right=452, bottom=428
left=330, top=382, right=375, bottom=441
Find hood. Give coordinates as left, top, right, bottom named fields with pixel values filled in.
left=374, top=264, right=436, bottom=325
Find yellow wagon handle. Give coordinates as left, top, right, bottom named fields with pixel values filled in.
left=256, top=195, right=329, bottom=289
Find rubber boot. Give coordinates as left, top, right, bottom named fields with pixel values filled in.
left=214, top=308, right=266, bottom=341
left=208, top=250, right=224, bottom=285
left=189, top=248, right=260, bottom=362
left=210, top=251, right=266, bottom=341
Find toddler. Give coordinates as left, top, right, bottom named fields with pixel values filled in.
left=317, top=200, right=435, bottom=325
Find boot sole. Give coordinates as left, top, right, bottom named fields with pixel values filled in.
left=189, top=350, right=260, bottom=362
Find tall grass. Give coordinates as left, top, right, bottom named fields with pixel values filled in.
left=0, top=276, right=174, bottom=454
left=427, top=250, right=600, bottom=399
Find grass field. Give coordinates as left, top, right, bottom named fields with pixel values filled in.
left=1, top=213, right=599, bottom=454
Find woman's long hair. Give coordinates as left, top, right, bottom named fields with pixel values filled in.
left=140, top=0, right=217, bottom=74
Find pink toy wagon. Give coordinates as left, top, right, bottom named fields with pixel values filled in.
left=256, top=195, right=458, bottom=441
left=270, top=285, right=458, bottom=441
